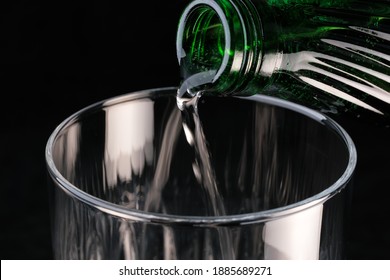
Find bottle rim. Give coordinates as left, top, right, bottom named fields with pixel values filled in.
left=176, top=0, right=262, bottom=96
left=176, top=0, right=232, bottom=85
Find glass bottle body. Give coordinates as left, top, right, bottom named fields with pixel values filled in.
left=176, top=0, right=390, bottom=122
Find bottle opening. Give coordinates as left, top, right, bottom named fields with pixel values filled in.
left=176, top=0, right=262, bottom=97
left=177, top=1, right=231, bottom=96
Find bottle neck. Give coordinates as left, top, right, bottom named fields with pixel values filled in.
left=176, top=0, right=267, bottom=97
left=176, top=0, right=390, bottom=122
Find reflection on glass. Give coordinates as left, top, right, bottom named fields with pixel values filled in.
left=46, top=88, right=356, bottom=260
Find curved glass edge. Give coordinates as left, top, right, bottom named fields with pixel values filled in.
left=45, top=87, right=357, bottom=226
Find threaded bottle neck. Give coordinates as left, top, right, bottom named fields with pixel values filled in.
left=176, top=0, right=264, bottom=97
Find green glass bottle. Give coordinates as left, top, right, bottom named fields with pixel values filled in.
left=176, top=0, right=390, bottom=123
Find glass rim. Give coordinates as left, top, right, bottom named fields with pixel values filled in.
left=45, top=86, right=357, bottom=226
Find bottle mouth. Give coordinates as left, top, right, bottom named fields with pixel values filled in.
left=176, top=1, right=231, bottom=96
left=176, top=0, right=262, bottom=96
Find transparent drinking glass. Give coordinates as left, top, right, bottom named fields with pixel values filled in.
left=45, top=87, right=356, bottom=260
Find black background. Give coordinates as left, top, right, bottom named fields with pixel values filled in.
left=1, top=0, right=389, bottom=260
